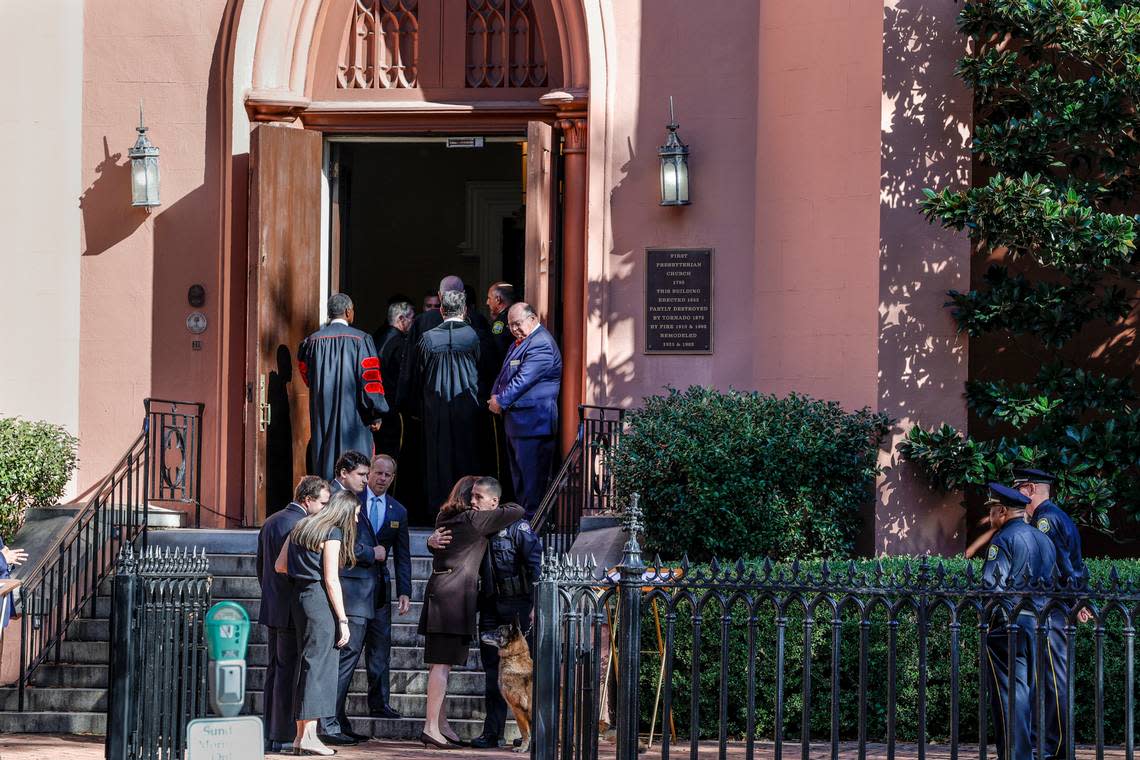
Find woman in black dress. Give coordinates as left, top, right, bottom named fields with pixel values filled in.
left=275, top=489, right=358, bottom=756
left=418, top=476, right=524, bottom=748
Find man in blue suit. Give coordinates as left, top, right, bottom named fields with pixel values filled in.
left=256, top=475, right=330, bottom=754
left=361, top=453, right=412, bottom=722
left=320, top=451, right=385, bottom=746
left=489, top=302, right=563, bottom=517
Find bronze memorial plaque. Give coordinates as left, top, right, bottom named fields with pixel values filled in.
left=645, top=248, right=713, bottom=354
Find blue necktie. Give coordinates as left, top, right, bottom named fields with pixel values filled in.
left=369, top=496, right=381, bottom=534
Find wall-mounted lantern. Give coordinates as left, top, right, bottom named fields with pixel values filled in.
left=128, top=105, right=161, bottom=208
left=658, top=96, right=690, bottom=206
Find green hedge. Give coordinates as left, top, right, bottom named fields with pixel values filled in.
left=611, top=387, right=891, bottom=562
left=632, top=557, right=1140, bottom=744
left=0, top=417, right=78, bottom=538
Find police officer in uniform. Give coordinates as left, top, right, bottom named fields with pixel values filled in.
left=1014, top=467, right=1089, bottom=759
left=482, top=283, right=517, bottom=497
left=470, top=476, right=542, bottom=749
left=981, top=482, right=1058, bottom=760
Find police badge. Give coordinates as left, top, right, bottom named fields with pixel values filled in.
left=1037, top=518, right=1050, bottom=534
left=492, top=321, right=505, bottom=335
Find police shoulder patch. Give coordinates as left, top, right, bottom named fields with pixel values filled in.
left=987, top=545, right=999, bottom=561
left=1037, top=518, right=1050, bottom=534
left=492, top=322, right=505, bottom=334
left=519, top=521, right=531, bottom=533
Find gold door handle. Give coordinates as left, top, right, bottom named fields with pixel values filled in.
left=258, top=375, right=271, bottom=431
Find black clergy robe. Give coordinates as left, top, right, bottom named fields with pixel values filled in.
left=372, top=325, right=410, bottom=463
left=411, top=319, right=482, bottom=513
left=298, top=321, right=388, bottom=480
left=397, top=309, right=443, bottom=417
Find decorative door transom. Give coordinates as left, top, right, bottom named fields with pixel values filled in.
left=331, top=0, right=556, bottom=94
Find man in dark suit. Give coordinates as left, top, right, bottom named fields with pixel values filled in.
left=361, top=454, right=412, bottom=721
left=319, top=451, right=385, bottom=746
left=489, top=302, right=563, bottom=517
left=328, top=450, right=371, bottom=497
left=256, top=475, right=330, bottom=754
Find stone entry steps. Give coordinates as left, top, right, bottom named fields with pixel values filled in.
left=0, top=546, right=517, bottom=740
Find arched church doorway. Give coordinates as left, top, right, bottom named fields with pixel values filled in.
left=239, top=0, right=590, bottom=525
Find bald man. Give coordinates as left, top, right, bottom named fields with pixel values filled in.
left=489, top=303, right=563, bottom=517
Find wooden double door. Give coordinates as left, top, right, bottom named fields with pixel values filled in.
left=243, top=122, right=560, bottom=525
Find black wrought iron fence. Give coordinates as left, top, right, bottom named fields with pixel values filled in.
left=533, top=503, right=1140, bottom=760
left=16, top=398, right=203, bottom=710
left=106, top=545, right=212, bottom=760
left=533, top=405, right=624, bottom=553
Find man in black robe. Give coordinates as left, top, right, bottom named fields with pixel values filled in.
left=298, top=293, right=389, bottom=480
left=372, top=301, right=414, bottom=457
left=397, top=275, right=462, bottom=414
left=410, top=289, right=482, bottom=516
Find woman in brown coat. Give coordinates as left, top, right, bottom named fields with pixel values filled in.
left=418, top=476, right=525, bottom=748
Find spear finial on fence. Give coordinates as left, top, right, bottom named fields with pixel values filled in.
left=620, top=493, right=645, bottom=572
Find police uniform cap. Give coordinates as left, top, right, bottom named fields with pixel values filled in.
left=1012, top=467, right=1057, bottom=485
left=986, top=482, right=1031, bottom=508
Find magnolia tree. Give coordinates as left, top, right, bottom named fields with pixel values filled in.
left=901, top=0, right=1140, bottom=534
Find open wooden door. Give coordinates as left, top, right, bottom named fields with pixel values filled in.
left=244, top=124, right=323, bottom=525
left=525, top=121, right=556, bottom=325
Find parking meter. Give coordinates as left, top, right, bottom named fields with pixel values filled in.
left=205, top=601, right=250, bottom=717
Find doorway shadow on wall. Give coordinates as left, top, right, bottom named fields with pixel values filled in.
left=586, top=137, right=642, bottom=409
left=266, top=344, right=296, bottom=511
left=875, top=0, right=972, bottom=554
left=80, top=137, right=148, bottom=256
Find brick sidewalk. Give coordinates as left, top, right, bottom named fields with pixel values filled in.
left=0, top=736, right=1129, bottom=759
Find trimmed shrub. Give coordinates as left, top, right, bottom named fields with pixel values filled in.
left=611, top=387, right=891, bottom=562
left=633, top=557, right=1140, bottom=744
left=0, top=418, right=79, bottom=538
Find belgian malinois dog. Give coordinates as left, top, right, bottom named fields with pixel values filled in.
left=480, top=621, right=533, bottom=753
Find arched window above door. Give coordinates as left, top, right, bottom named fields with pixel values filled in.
left=325, top=0, right=557, bottom=98
left=337, top=0, right=421, bottom=89
left=465, top=0, right=548, bottom=88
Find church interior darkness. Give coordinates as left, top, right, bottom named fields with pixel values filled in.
left=332, top=138, right=530, bottom=524
left=334, top=139, right=527, bottom=336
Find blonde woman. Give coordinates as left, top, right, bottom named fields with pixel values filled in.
left=275, top=489, right=359, bottom=756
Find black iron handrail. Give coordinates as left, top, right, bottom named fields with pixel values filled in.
left=16, top=398, right=203, bottom=710
left=532, top=404, right=625, bottom=553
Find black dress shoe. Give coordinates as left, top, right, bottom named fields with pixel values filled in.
left=317, top=733, right=358, bottom=746
left=344, top=729, right=371, bottom=742
left=265, top=740, right=292, bottom=753
left=470, top=734, right=502, bottom=749
left=419, top=732, right=457, bottom=750
left=368, top=704, right=403, bottom=719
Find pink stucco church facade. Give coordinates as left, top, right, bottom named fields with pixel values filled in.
left=0, top=0, right=971, bottom=553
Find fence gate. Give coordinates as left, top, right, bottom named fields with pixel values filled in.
left=106, top=545, right=212, bottom=760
